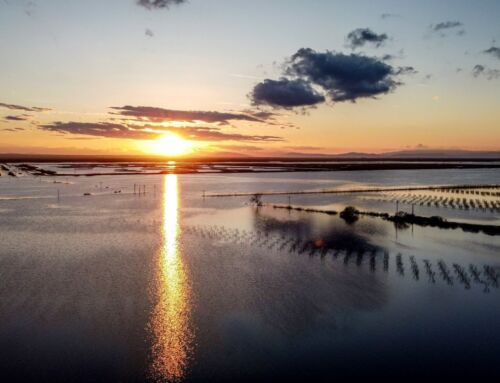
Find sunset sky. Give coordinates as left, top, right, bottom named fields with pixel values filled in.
left=1, top=0, right=499, bottom=156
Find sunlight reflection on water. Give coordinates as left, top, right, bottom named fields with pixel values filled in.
left=149, top=174, right=193, bottom=382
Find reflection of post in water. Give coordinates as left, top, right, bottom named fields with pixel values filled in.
left=149, top=174, right=193, bottom=382
left=183, top=224, right=500, bottom=294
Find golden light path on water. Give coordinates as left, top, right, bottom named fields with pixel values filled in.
left=150, top=174, right=193, bottom=382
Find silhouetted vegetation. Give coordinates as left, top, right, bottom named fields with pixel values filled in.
left=249, top=193, right=263, bottom=207
left=339, top=206, right=359, bottom=224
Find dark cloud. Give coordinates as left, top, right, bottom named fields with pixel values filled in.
left=38, top=121, right=284, bottom=142
left=484, top=46, right=500, bottom=60
left=431, top=21, right=463, bottom=31
left=346, top=28, right=388, bottom=49
left=250, top=78, right=325, bottom=109
left=111, top=105, right=272, bottom=124
left=4, top=114, right=30, bottom=121
left=251, top=48, right=414, bottom=109
left=170, top=126, right=284, bottom=142
left=288, top=48, right=411, bottom=102
left=472, top=64, right=500, bottom=80
left=40, top=122, right=158, bottom=140
left=137, top=0, right=186, bottom=10
left=429, top=21, right=465, bottom=37
left=0, top=102, right=51, bottom=112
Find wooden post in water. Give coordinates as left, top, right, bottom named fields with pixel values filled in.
left=134, top=183, right=136, bottom=195
left=57, top=189, right=60, bottom=202
left=396, top=200, right=399, bottom=213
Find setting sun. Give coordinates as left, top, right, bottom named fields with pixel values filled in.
left=148, top=134, right=193, bottom=156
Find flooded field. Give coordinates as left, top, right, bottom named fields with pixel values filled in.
left=1, top=167, right=500, bottom=381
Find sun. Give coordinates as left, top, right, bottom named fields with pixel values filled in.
left=148, top=133, right=193, bottom=156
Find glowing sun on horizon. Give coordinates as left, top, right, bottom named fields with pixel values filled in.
left=148, top=133, right=193, bottom=156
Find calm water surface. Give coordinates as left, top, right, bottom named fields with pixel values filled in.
left=1, top=169, right=500, bottom=381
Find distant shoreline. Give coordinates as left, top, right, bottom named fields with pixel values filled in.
left=2, top=160, right=500, bottom=177
left=1, top=151, right=500, bottom=164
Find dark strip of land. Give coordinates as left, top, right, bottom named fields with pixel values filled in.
left=269, top=204, right=500, bottom=236
left=208, top=184, right=500, bottom=197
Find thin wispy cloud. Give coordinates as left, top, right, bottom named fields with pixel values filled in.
left=4, top=115, right=31, bottom=121
left=0, top=102, right=51, bottom=112
left=380, top=13, right=400, bottom=20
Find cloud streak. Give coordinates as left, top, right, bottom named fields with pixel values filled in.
left=0, top=102, right=51, bottom=112
left=431, top=21, right=463, bottom=31
left=38, top=121, right=284, bottom=142
left=4, top=115, right=31, bottom=121
left=428, top=21, right=465, bottom=37
left=110, top=105, right=275, bottom=125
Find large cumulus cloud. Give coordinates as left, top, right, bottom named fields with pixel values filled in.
left=251, top=48, right=415, bottom=108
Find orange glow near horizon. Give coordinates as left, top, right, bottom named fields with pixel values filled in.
left=149, top=174, right=194, bottom=381
left=146, top=133, right=194, bottom=157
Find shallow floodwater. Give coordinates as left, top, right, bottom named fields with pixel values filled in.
left=1, top=169, right=500, bottom=381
